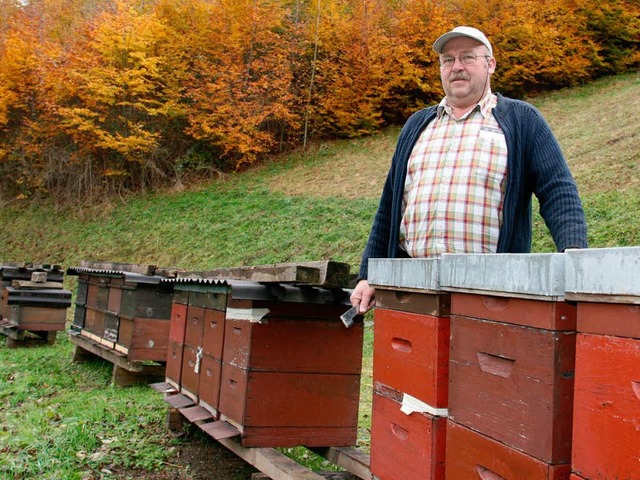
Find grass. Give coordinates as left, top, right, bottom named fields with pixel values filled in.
left=0, top=72, right=639, bottom=478
left=0, top=336, right=173, bottom=480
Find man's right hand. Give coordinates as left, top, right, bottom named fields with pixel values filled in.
left=350, top=279, right=376, bottom=314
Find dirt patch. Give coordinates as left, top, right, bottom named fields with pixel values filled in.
left=167, top=432, right=258, bottom=480
left=120, top=430, right=259, bottom=480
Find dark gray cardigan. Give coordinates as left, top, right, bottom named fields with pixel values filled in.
left=358, top=93, right=588, bottom=280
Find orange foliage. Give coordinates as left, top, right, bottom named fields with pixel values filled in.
left=0, top=0, right=637, bottom=200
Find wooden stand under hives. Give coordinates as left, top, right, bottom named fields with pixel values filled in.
left=68, top=330, right=166, bottom=386
left=151, top=382, right=372, bottom=480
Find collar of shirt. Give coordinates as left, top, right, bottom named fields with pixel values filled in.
left=437, top=89, right=496, bottom=120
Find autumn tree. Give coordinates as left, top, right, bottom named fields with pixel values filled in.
left=176, top=0, right=298, bottom=170
left=0, top=0, right=637, bottom=202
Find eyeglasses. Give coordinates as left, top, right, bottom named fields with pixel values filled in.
left=439, top=53, right=491, bottom=68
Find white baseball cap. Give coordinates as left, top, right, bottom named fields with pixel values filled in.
left=433, top=26, right=493, bottom=56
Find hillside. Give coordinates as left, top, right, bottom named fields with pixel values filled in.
left=0, top=72, right=639, bottom=480
left=1, top=72, right=639, bottom=274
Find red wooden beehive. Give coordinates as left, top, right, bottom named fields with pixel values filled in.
left=368, top=258, right=450, bottom=480
left=162, top=261, right=363, bottom=448
left=167, top=284, right=227, bottom=413
left=446, top=420, right=572, bottom=480
left=218, top=297, right=362, bottom=447
left=442, top=253, right=576, bottom=465
left=565, top=247, right=640, bottom=480
left=448, top=314, right=575, bottom=463
left=373, top=299, right=450, bottom=409
left=370, top=383, right=446, bottom=480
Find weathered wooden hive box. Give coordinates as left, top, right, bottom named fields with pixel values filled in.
left=441, top=253, right=574, bottom=479
left=565, top=247, right=640, bottom=480
left=367, top=258, right=449, bottom=480
left=158, top=261, right=364, bottom=448
left=67, top=261, right=179, bottom=362
left=0, top=263, right=71, bottom=345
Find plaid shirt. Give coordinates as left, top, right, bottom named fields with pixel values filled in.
left=400, top=92, right=508, bottom=257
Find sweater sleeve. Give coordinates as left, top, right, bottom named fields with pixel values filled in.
left=527, top=107, right=588, bottom=251
left=358, top=171, right=394, bottom=280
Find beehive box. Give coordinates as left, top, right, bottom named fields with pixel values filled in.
left=1, top=282, right=71, bottom=331
left=368, top=258, right=450, bottom=479
left=368, top=258, right=450, bottom=406
left=441, top=253, right=575, bottom=465
left=446, top=421, right=572, bottom=480
left=0, top=266, right=71, bottom=345
left=565, top=247, right=640, bottom=480
left=162, top=261, right=363, bottom=448
left=370, top=385, right=446, bottom=480
left=372, top=307, right=450, bottom=409
left=167, top=283, right=228, bottom=413
left=67, top=262, right=176, bottom=362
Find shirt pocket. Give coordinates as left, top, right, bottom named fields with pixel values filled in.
left=473, top=130, right=508, bottom=186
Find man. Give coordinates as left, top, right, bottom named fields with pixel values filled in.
left=350, top=26, right=588, bottom=313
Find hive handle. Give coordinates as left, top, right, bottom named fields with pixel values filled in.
left=391, top=337, right=412, bottom=353
left=477, top=352, right=515, bottom=378
left=390, top=422, right=408, bottom=440
left=475, top=465, right=506, bottom=480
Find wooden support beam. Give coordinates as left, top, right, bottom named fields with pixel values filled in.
left=252, top=472, right=358, bottom=480
left=68, top=331, right=145, bottom=372
left=311, top=447, right=373, bottom=480
left=218, top=437, right=326, bottom=480
left=111, top=363, right=165, bottom=387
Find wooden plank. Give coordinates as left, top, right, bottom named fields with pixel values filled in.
left=179, top=405, right=215, bottom=423
left=200, top=420, right=241, bottom=440
left=149, top=382, right=178, bottom=394
left=312, top=447, right=373, bottom=480
left=576, top=302, right=640, bottom=338
left=0, top=323, right=21, bottom=340
left=79, top=260, right=156, bottom=276
left=68, top=330, right=144, bottom=372
left=2, top=326, right=56, bottom=347
left=253, top=473, right=357, bottom=480
left=180, top=261, right=351, bottom=288
left=567, top=292, right=640, bottom=304
left=10, top=280, right=64, bottom=289
left=182, top=265, right=320, bottom=285
left=164, top=393, right=196, bottom=409
left=374, top=289, right=450, bottom=317
left=217, top=436, right=327, bottom=480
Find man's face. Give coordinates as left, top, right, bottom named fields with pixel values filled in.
left=439, top=36, right=496, bottom=109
